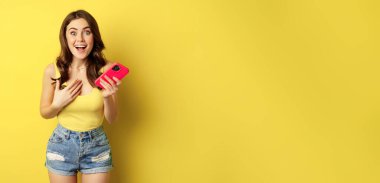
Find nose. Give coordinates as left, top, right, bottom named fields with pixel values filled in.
left=77, top=33, right=84, bottom=42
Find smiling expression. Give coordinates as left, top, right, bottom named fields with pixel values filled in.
left=66, top=18, right=94, bottom=60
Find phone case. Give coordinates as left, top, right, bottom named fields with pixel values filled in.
left=95, top=62, right=129, bottom=89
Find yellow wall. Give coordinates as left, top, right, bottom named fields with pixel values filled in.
left=0, top=0, right=379, bottom=182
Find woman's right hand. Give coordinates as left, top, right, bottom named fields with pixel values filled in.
left=51, top=79, right=83, bottom=109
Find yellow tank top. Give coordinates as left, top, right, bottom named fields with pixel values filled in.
left=53, top=61, right=105, bottom=132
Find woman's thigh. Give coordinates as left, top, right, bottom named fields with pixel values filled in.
left=81, top=172, right=110, bottom=183
left=48, top=171, right=77, bottom=183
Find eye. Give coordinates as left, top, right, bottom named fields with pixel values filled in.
left=85, top=30, right=91, bottom=35
left=70, top=31, right=76, bottom=36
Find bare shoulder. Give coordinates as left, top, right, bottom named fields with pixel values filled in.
left=44, top=63, right=55, bottom=78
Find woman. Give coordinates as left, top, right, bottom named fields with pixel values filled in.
left=40, top=10, right=120, bottom=183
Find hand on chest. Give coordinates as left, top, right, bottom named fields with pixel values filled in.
left=67, top=69, right=94, bottom=95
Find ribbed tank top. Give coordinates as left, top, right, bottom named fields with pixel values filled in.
left=53, top=61, right=105, bottom=132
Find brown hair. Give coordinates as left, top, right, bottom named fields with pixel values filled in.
left=53, top=9, right=107, bottom=89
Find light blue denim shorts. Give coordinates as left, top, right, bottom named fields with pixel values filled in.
left=45, top=123, right=113, bottom=176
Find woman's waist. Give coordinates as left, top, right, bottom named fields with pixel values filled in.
left=57, top=116, right=104, bottom=132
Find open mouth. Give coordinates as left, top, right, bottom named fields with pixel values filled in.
left=74, top=45, right=87, bottom=52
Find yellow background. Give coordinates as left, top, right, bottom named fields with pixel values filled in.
left=0, top=0, right=379, bottom=182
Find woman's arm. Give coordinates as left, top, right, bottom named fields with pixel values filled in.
left=101, top=62, right=121, bottom=124
left=103, top=94, right=118, bottom=124
left=40, top=64, right=61, bottom=119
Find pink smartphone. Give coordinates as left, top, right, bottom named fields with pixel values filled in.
left=95, top=62, right=129, bottom=89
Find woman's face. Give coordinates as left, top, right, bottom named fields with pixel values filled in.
left=66, top=18, right=94, bottom=61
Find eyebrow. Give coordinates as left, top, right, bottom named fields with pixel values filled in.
left=68, top=26, right=91, bottom=31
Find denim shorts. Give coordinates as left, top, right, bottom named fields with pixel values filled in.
left=45, top=123, right=113, bottom=176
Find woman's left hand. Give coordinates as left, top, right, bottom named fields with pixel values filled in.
left=99, top=75, right=121, bottom=98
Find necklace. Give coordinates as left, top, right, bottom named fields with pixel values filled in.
left=78, top=66, right=85, bottom=72
left=70, top=65, right=86, bottom=72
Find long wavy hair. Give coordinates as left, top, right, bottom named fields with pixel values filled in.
left=53, top=10, right=107, bottom=89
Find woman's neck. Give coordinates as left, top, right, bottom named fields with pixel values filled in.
left=71, top=58, right=88, bottom=69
